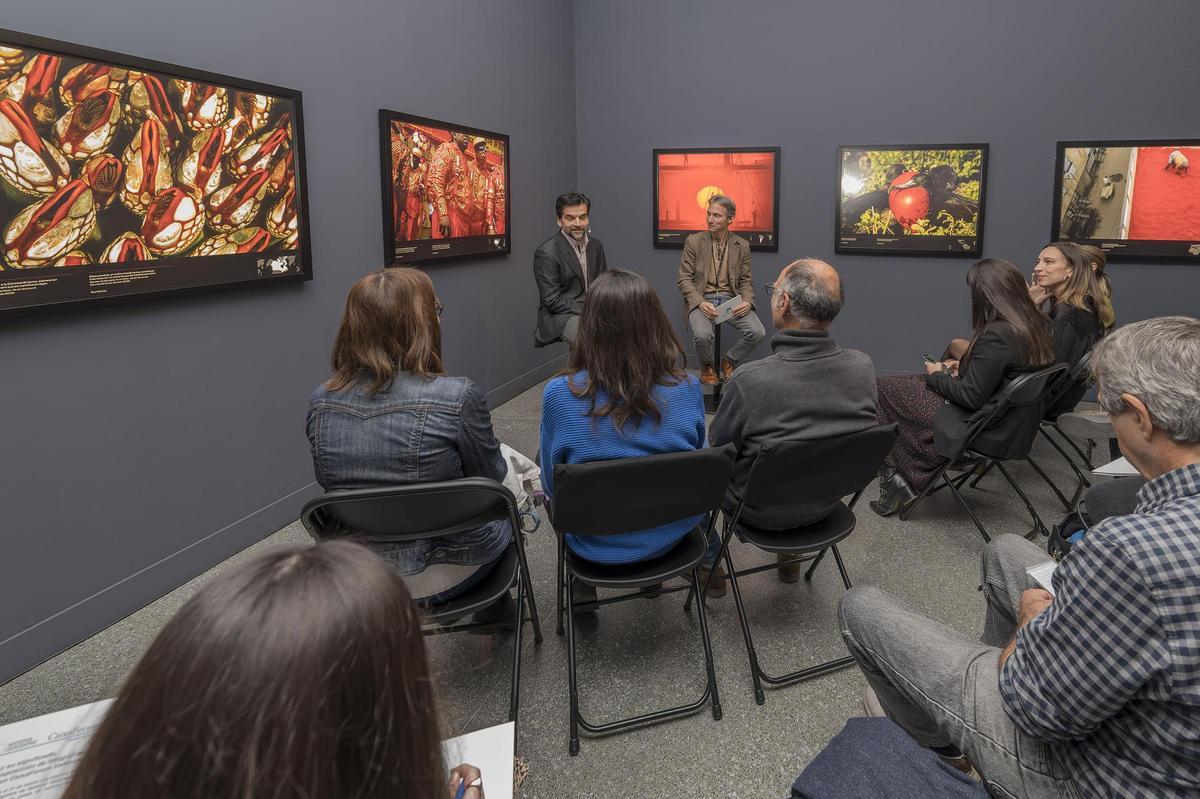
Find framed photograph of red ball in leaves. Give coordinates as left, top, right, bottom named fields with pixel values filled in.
left=836, top=144, right=988, bottom=256
left=379, top=109, right=510, bottom=265
left=0, top=27, right=311, bottom=317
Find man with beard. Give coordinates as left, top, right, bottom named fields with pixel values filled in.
left=426, top=132, right=471, bottom=238
left=533, top=192, right=608, bottom=347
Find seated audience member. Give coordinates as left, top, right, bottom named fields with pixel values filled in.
left=64, top=541, right=485, bottom=799
left=676, top=194, right=766, bottom=384
left=1029, top=242, right=1106, bottom=417
left=533, top=192, right=608, bottom=348
left=540, top=269, right=708, bottom=600
left=307, top=267, right=510, bottom=605
left=710, top=258, right=877, bottom=582
left=839, top=316, right=1200, bottom=797
left=872, top=259, right=1053, bottom=516
left=1078, top=243, right=1116, bottom=332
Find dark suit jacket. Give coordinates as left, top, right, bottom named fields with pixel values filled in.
left=927, top=321, right=1045, bottom=461
left=1044, top=299, right=1102, bottom=419
left=533, top=231, right=607, bottom=347
left=676, top=231, right=755, bottom=312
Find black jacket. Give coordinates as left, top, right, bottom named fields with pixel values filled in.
left=532, top=231, right=607, bottom=347
left=1044, top=299, right=1103, bottom=419
left=927, top=322, right=1045, bottom=460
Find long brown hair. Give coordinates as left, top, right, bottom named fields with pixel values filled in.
left=1042, top=242, right=1105, bottom=324
left=567, top=269, right=687, bottom=430
left=327, top=267, right=444, bottom=394
left=63, top=541, right=445, bottom=799
left=1077, top=243, right=1116, bottom=329
left=962, top=258, right=1053, bottom=369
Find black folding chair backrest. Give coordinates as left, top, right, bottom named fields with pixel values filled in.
left=550, top=444, right=736, bottom=535
left=954, top=363, right=1067, bottom=457
left=300, top=478, right=518, bottom=543
left=739, top=425, right=899, bottom=512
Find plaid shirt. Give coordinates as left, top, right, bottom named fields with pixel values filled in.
left=1000, top=463, right=1200, bottom=797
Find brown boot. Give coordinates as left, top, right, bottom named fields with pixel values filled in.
left=777, top=554, right=801, bottom=583
left=698, top=562, right=727, bottom=597
left=721, top=358, right=737, bottom=380
left=699, top=365, right=718, bottom=385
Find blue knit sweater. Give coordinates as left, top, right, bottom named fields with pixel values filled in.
left=540, top=371, right=707, bottom=564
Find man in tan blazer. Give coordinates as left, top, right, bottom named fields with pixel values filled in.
left=676, top=195, right=766, bottom=384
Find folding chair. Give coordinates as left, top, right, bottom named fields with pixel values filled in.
left=299, top=478, right=542, bottom=744
left=547, top=444, right=736, bottom=755
left=690, top=425, right=899, bottom=705
left=900, top=363, right=1068, bottom=542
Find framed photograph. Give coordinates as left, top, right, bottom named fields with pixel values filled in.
left=836, top=144, right=988, bottom=256
left=1052, top=139, right=1200, bottom=261
left=0, top=27, right=312, bottom=317
left=653, top=147, right=780, bottom=251
left=379, top=109, right=509, bottom=265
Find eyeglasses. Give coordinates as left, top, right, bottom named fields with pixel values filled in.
left=764, top=282, right=776, bottom=295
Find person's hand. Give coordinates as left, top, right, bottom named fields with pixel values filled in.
left=439, top=219, right=451, bottom=237
left=943, top=359, right=959, bottom=376
left=448, top=764, right=484, bottom=799
left=731, top=300, right=751, bottom=317
left=924, top=360, right=945, bottom=375
left=1028, top=280, right=1050, bottom=307
left=1017, top=589, right=1053, bottom=628
left=699, top=301, right=718, bottom=320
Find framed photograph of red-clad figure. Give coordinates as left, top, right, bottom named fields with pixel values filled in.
left=379, top=109, right=510, bottom=265
left=653, top=147, right=780, bottom=251
left=836, top=144, right=988, bottom=256
left=1051, top=139, right=1200, bottom=261
left=0, top=27, right=312, bottom=317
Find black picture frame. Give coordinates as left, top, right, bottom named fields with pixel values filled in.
left=1051, top=139, right=1200, bottom=262
left=652, top=146, right=780, bottom=252
left=378, top=109, right=510, bottom=266
left=835, top=143, right=988, bottom=257
left=0, top=27, right=313, bottom=318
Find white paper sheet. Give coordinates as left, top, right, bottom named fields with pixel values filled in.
left=1093, top=456, right=1139, bottom=476
left=1026, top=561, right=1058, bottom=596
left=441, top=721, right=515, bottom=799
left=0, top=699, right=112, bottom=799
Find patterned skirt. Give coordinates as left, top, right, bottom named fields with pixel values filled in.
left=876, top=374, right=948, bottom=490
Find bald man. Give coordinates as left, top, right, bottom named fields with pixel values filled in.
left=709, top=259, right=878, bottom=582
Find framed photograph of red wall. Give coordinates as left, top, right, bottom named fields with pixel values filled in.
left=1052, top=139, right=1200, bottom=261
left=836, top=144, right=987, bottom=256
left=653, top=147, right=780, bottom=251
left=0, top=27, right=312, bottom=317
left=379, top=109, right=510, bottom=265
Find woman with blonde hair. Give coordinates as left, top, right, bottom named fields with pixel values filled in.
left=1077, top=243, right=1116, bottom=331
left=307, top=266, right=511, bottom=604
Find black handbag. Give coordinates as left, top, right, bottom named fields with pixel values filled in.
left=1047, top=509, right=1087, bottom=561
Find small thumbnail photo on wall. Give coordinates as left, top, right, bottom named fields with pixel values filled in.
left=1052, top=140, right=1200, bottom=261
left=836, top=144, right=987, bottom=256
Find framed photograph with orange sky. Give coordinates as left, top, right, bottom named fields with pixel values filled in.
left=653, top=147, right=780, bottom=251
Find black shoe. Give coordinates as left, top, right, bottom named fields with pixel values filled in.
left=869, top=466, right=917, bottom=517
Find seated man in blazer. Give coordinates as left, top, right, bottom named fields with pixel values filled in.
left=676, top=194, right=766, bottom=384
left=533, top=192, right=608, bottom=347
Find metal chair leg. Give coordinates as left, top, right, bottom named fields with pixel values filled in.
left=691, top=566, right=723, bottom=721
left=723, top=547, right=766, bottom=705
left=968, top=460, right=995, bottom=489
left=1025, top=456, right=1072, bottom=511
left=1039, top=427, right=1091, bottom=505
left=899, top=462, right=952, bottom=521
left=830, top=545, right=853, bottom=590
left=993, top=461, right=1048, bottom=539
left=942, top=472, right=992, bottom=542
left=803, top=548, right=827, bottom=580
left=556, top=540, right=565, bottom=636
left=565, top=573, right=581, bottom=756
left=1054, top=423, right=1098, bottom=470
left=508, top=570, right=526, bottom=737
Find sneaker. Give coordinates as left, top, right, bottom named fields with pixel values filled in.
left=698, top=562, right=727, bottom=598
left=700, top=365, right=718, bottom=386
left=777, top=554, right=802, bottom=584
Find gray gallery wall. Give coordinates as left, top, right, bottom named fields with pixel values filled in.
left=0, top=0, right=577, bottom=682
left=574, top=0, right=1200, bottom=373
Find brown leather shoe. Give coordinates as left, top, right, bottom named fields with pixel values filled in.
left=777, top=554, right=801, bottom=583
left=698, top=562, right=727, bottom=597
left=700, top=365, right=718, bottom=385
left=721, top=358, right=736, bottom=380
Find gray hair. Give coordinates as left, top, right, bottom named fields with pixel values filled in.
left=778, top=258, right=844, bottom=325
left=707, top=194, right=736, bottom=219
left=1090, top=316, right=1200, bottom=444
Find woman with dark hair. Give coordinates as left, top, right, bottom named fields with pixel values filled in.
left=872, top=259, right=1053, bottom=515
left=540, top=269, right=708, bottom=573
left=307, top=267, right=510, bottom=604
left=1030, top=242, right=1107, bottom=417
left=63, top=541, right=484, bottom=799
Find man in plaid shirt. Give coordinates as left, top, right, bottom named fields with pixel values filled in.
left=839, top=316, right=1200, bottom=798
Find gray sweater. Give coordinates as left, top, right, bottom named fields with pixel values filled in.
left=709, top=328, right=878, bottom=528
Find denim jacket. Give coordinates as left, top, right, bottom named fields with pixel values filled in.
left=306, top=372, right=511, bottom=575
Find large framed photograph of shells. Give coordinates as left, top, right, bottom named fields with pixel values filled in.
left=0, top=28, right=311, bottom=316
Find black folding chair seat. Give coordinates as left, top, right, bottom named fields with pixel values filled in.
left=692, top=426, right=899, bottom=706
left=422, top=542, right=519, bottom=625
left=732, top=503, right=856, bottom=553
left=564, top=526, right=707, bottom=589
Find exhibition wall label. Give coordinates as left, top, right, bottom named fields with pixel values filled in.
left=0, top=28, right=312, bottom=316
